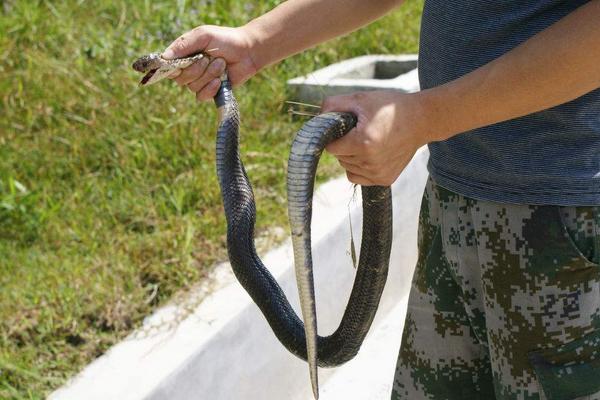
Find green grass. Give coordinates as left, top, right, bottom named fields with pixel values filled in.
left=0, top=1, right=422, bottom=398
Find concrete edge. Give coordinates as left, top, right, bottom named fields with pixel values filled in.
left=286, top=54, right=419, bottom=105
left=287, top=54, right=419, bottom=85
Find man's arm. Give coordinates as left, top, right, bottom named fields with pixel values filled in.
left=324, top=0, right=600, bottom=186
left=424, top=0, right=600, bottom=142
left=244, top=0, right=404, bottom=70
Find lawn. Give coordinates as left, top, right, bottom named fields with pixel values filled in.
left=0, top=1, right=422, bottom=398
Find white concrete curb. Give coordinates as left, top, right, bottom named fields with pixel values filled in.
left=288, top=55, right=419, bottom=104
left=50, top=147, right=429, bottom=400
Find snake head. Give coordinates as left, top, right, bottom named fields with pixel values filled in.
left=133, top=51, right=211, bottom=86
left=132, top=52, right=168, bottom=86
left=132, top=52, right=163, bottom=72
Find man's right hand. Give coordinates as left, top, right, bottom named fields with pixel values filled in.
left=162, top=0, right=403, bottom=102
left=162, top=25, right=259, bottom=102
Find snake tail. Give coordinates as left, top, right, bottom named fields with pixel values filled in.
left=288, top=113, right=393, bottom=397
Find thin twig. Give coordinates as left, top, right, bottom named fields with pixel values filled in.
left=287, top=108, right=319, bottom=118
left=285, top=100, right=322, bottom=110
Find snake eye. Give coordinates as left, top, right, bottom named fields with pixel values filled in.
left=132, top=58, right=150, bottom=72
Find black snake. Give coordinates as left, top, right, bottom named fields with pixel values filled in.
left=133, top=52, right=393, bottom=399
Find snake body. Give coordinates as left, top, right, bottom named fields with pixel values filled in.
left=133, top=53, right=393, bottom=399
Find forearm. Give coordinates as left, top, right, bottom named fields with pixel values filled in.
left=243, top=0, right=403, bottom=70
left=421, top=0, right=600, bottom=142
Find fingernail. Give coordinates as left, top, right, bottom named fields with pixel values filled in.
left=210, top=59, right=225, bottom=74
left=162, top=48, right=175, bottom=59
left=199, top=57, right=210, bottom=68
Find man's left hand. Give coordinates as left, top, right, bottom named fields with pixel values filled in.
left=322, top=90, right=429, bottom=186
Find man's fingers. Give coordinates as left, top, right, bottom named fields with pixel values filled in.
left=187, top=75, right=209, bottom=93
left=174, top=57, right=210, bottom=86
left=179, top=58, right=226, bottom=90
left=346, top=171, right=375, bottom=186
left=321, top=93, right=358, bottom=114
left=195, top=79, right=222, bottom=102
left=321, top=94, right=367, bottom=157
left=337, top=154, right=366, bottom=166
left=188, top=58, right=226, bottom=94
left=163, top=27, right=210, bottom=59
left=206, top=57, right=227, bottom=77
left=325, top=128, right=362, bottom=156
left=339, top=160, right=368, bottom=176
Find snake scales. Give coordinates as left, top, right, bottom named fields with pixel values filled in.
left=133, top=52, right=393, bottom=399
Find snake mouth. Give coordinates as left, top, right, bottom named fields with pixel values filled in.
left=140, top=68, right=157, bottom=86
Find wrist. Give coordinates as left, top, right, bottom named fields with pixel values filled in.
left=240, top=21, right=273, bottom=72
left=402, top=90, right=444, bottom=146
left=414, top=85, right=464, bottom=143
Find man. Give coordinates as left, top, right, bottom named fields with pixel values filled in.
left=164, top=0, right=600, bottom=398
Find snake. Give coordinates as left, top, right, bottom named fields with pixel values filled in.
left=133, top=52, right=393, bottom=399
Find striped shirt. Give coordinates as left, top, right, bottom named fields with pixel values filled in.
left=421, top=0, right=600, bottom=205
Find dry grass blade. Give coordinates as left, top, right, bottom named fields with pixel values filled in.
left=286, top=101, right=322, bottom=118
left=285, top=100, right=322, bottom=110
left=287, top=108, right=319, bottom=118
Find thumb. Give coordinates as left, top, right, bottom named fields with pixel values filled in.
left=321, top=93, right=359, bottom=114
left=321, top=94, right=364, bottom=155
left=163, top=28, right=210, bottom=59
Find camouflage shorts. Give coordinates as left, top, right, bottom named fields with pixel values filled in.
left=392, top=177, right=600, bottom=400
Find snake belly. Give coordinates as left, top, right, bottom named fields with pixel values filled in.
left=214, top=79, right=393, bottom=398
